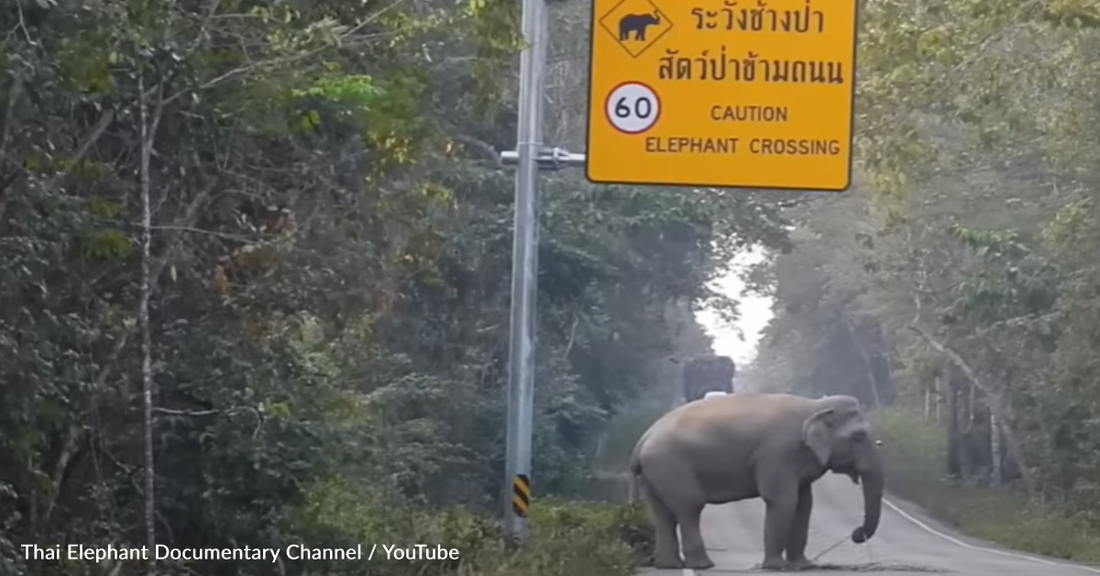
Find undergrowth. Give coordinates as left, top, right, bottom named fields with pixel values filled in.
left=871, top=406, right=1100, bottom=566
left=283, top=478, right=654, bottom=576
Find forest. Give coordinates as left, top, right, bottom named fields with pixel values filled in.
left=740, top=0, right=1100, bottom=564
left=3, top=0, right=1100, bottom=575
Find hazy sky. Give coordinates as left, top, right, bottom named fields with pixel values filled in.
left=694, top=247, right=774, bottom=365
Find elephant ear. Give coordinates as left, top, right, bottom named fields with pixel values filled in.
left=801, top=408, right=835, bottom=467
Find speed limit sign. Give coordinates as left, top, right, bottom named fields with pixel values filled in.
left=605, top=82, right=660, bottom=134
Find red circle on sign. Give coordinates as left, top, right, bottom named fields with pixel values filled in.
left=605, top=81, right=661, bottom=135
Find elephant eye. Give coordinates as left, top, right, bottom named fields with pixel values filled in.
left=851, top=429, right=868, bottom=442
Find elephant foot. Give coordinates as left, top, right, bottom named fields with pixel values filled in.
left=760, top=557, right=789, bottom=571
left=653, top=555, right=684, bottom=569
left=683, top=555, right=715, bottom=570
left=786, top=556, right=814, bottom=570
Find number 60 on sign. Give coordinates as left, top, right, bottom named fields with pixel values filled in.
left=605, top=82, right=660, bottom=134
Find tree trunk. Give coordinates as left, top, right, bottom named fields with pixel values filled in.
left=138, top=70, right=163, bottom=576
left=907, top=324, right=1035, bottom=494
left=989, top=411, right=1003, bottom=485
left=944, top=367, right=961, bottom=479
left=933, top=370, right=946, bottom=423
left=959, top=380, right=974, bottom=477
left=844, top=316, right=881, bottom=407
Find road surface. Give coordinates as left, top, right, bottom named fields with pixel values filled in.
left=639, top=473, right=1100, bottom=575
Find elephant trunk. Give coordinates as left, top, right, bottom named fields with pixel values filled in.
left=853, top=449, right=884, bottom=543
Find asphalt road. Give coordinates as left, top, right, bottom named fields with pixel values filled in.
left=638, top=473, right=1100, bottom=576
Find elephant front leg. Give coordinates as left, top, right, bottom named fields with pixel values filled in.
left=785, top=484, right=814, bottom=569
left=761, top=486, right=797, bottom=570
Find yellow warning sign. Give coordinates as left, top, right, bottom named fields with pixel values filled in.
left=598, top=0, right=673, bottom=59
left=585, top=0, right=859, bottom=191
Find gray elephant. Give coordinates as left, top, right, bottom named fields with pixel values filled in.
left=629, top=393, right=884, bottom=570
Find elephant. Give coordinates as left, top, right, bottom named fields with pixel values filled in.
left=629, top=393, right=884, bottom=571
left=618, top=12, right=661, bottom=42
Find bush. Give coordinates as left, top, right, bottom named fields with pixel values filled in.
left=870, top=405, right=947, bottom=507
left=870, top=406, right=1100, bottom=565
left=531, top=498, right=655, bottom=563
left=274, top=478, right=651, bottom=576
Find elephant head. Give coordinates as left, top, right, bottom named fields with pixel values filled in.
left=801, top=396, right=884, bottom=544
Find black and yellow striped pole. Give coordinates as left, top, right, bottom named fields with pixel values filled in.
left=512, top=474, right=531, bottom=518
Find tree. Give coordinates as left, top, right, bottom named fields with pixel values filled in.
left=748, top=0, right=1100, bottom=526
left=0, top=0, right=792, bottom=573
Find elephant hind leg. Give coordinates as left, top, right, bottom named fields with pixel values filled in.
left=677, top=505, right=715, bottom=570
left=643, top=464, right=713, bottom=570
left=640, top=475, right=682, bottom=569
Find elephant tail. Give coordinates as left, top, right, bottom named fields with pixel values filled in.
left=628, top=443, right=644, bottom=505
left=628, top=465, right=641, bottom=504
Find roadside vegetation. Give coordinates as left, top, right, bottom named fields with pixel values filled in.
left=739, top=0, right=1100, bottom=567
left=0, top=0, right=751, bottom=575
left=873, top=408, right=1100, bottom=564
left=6, top=0, right=1100, bottom=574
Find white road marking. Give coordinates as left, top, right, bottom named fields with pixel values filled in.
left=881, top=497, right=1100, bottom=574
left=674, top=495, right=1100, bottom=576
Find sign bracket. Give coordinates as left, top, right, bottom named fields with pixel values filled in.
left=500, top=147, right=588, bottom=171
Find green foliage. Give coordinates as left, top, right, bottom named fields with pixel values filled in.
left=285, top=480, right=646, bottom=576
left=871, top=408, right=1100, bottom=564
left=530, top=498, right=654, bottom=562
left=79, top=229, right=133, bottom=260
left=0, top=0, right=787, bottom=573
left=945, top=226, right=1057, bottom=325
left=869, top=407, right=947, bottom=503
left=747, top=0, right=1100, bottom=562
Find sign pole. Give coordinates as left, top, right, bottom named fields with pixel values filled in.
left=497, top=0, right=858, bottom=549
left=503, top=0, right=549, bottom=545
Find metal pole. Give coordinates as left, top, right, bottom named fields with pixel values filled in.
left=504, top=0, right=548, bottom=545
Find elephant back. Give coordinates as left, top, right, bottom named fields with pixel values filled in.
left=682, top=354, right=735, bottom=402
